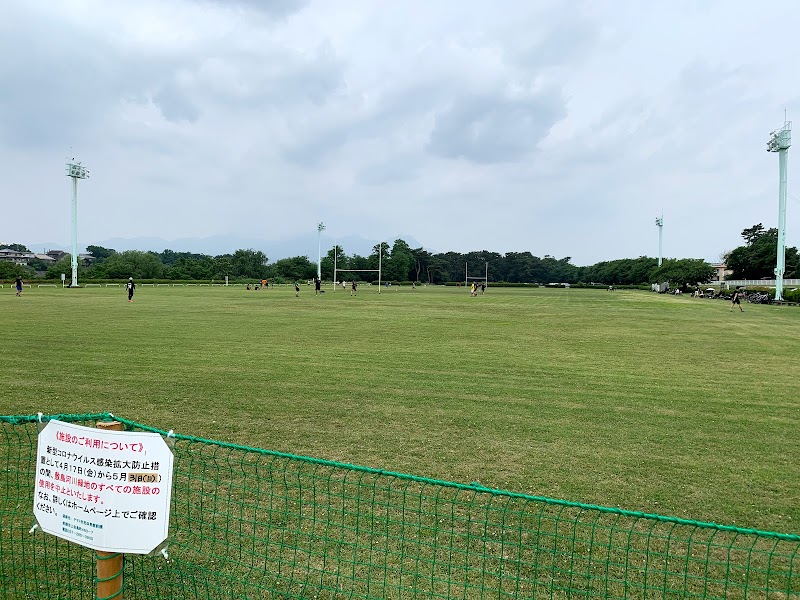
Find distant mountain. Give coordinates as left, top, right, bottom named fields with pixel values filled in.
left=31, top=233, right=430, bottom=262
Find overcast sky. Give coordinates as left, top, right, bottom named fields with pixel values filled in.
left=2, top=0, right=799, bottom=265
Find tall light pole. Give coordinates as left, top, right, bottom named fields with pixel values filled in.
left=767, top=121, right=791, bottom=301
left=655, top=214, right=664, bottom=267
left=317, top=222, right=325, bottom=280
left=66, top=160, right=90, bottom=287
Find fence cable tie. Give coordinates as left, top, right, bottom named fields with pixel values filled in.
left=37, top=412, right=43, bottom=423
left=109, top=412, right=114, bottom=419
left=29, top=523, right=39, bottom=534
left=167, top=430, right=174, bottom=438
left=160, top=547, right=170, bottom=560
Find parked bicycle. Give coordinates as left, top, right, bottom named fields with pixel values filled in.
left=746, top=292, right=772, bottom=304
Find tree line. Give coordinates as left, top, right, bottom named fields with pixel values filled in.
left=2, top=223, right=794, bottom=285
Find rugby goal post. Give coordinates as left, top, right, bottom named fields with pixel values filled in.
left=333, top=244, right=382, bottom=293
left=465, top=262, right=489, bottom=289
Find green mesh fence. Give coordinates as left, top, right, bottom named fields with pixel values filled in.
left=2, top=414, right=798, bottom=599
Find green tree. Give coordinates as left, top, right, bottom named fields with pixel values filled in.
left=425, top=256, right=448, bottom=284
left=386, top=239, right=414, bottom=281
left=0, top=243, right=31, bottom=252
left=321, top=246, right=346, bottom=280
left=0, top=261, right=33, bottom=280
left=27, top=258, right=51, bottom=274
left=740, top=224, right=765, bottom=246
left=651, top=259, right=715, bottom=288
left=434, top=251, right=465, bottom=282
left=86, top=245, right=116, bottom=263
left=410, top=248, right=433, bottom=283
left=370, top=242, right=391, bottom=274
left=231, top=249, right=268, bottom=278
left=188, top=255, right=216, bottom=280
left=726, top=225, right=800, bottom=279
left=213, top=256, right=233, bottom=280
left=158, top=249, right=180, bottom=266
left=271, top=256, right=317, bottom=281
left=502, top=251, right=536, bottom=283
left=101, top=251, right=164, bottom=279
left=579, top=257, right=658, bottom=285
left=348, top=253, right=379, bottom=282
left=46, top=256, right=75, bottom=280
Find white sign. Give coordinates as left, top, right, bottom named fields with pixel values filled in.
left=33, top=420, right=174, bottom=554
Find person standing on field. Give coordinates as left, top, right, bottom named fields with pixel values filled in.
left=315, top=277, right=321, bottom=295
left=295, top=281, right=300, bottom=297
left=351, top=280, right=357, bottom=296
left=730, top=287, right=744, bottom=312
left=15, top=276, right=23, bottom=296
left=127, top=277, right=136, bottom=302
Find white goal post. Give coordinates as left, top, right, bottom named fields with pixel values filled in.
left=464, top=262, right=489, bottom=289
left=332, top=244, right=382, bottom=293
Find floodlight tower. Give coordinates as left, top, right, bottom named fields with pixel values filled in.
left=317, top=222, right=325, bottom=280
left=655, top=214, right=664, bottom=266
left=65, top=160, right=90, bottom=287
left=767, top=121, right=791, bottom=301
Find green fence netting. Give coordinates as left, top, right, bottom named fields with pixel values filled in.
left=2, top=414, right=798, bottom=599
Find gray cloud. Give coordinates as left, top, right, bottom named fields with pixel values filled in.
left=510, top=14, right=599, bottom=69
left=283, top=124, right=354, bottom=166
left=0, top=15, right=113, bottom=147
left=0, top=4, right=343, bottom=148
left=426, top=91, right=565, bottom=163
left=358, top=157, right=421, bottom=185
left=194, top=0, right=309, bottom=18
left=171, top=42, right=345, bottom=117
left=153, top=84, right=201, bottom=123
left=280, top=81, right=443, bottom=166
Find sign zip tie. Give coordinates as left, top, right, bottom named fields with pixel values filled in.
left=167, top=430, right=174, bottom=438
left=29, top=523, right=39, bottom=534
left=37, top=412, right=43, bottom=423
left=160, top=547, right=170, bottom=560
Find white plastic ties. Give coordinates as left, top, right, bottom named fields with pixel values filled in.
left=37, top=412, right=43, bottom=423
left=160, top=547, right=170, bottom=560
left=29, top=523, right=39, bottom=534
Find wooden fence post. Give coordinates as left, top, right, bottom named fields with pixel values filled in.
left=96, top=420, right=124, bottom=600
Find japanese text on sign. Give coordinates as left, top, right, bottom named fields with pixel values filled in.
left=33, top=420, right=174, bottom=554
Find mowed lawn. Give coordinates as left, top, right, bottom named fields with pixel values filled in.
left=2, top=284, right=798, bottom=534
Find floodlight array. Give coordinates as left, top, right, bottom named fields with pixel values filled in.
left=66, top=162, right=90, bottom=179
left=767, top=122, right=791, bottom=152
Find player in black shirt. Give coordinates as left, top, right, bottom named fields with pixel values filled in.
left=729, top=288, right=743, bottom=312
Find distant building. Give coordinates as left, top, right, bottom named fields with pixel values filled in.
left=33, top=254, right=56, bottom=264
left=0, top=248, right=35, bottom=265
left=46, top=250, right=68, bottom=261
left=0, top=248, right=91, bottom=267
left=710, top=263, right=732, bottom=282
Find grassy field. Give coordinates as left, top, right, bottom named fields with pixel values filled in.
left=2, top=283, right=799, bottom=534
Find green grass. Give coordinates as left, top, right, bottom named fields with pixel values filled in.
left=2, top=283, right=799, bottom=534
